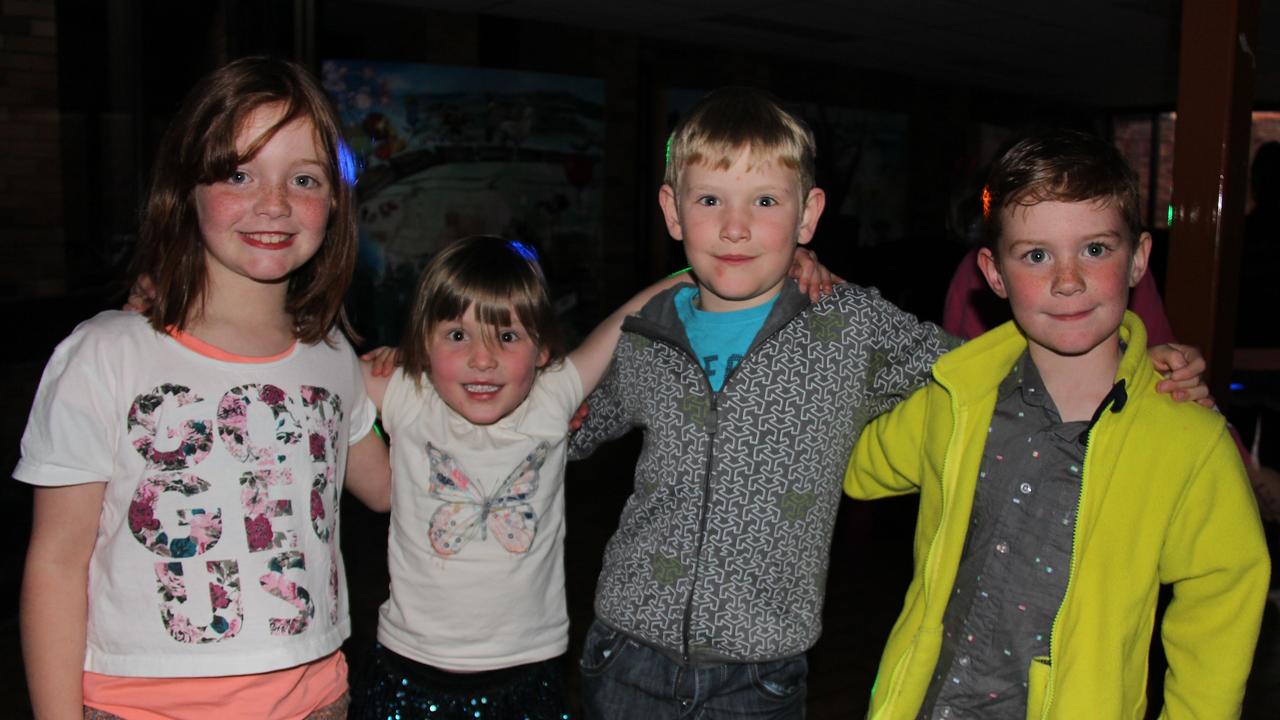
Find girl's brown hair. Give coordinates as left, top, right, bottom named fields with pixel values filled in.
left=400, top=236, right=566, bottom=386
left=130, top=56, right=357, bottom=344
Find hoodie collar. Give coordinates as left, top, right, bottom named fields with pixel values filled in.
left=625, top=279, right=812, bottom=355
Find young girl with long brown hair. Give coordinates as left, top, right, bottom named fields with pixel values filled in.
left=17, top=56, right=390, bottom=719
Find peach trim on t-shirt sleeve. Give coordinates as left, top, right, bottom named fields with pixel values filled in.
left=167, top=327, right=297, bottom=364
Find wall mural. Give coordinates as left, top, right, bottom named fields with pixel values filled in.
left=323, top=60, right=605, bottom=346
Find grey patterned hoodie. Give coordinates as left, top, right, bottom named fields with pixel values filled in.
left=569, top=280, right=956, bottom=665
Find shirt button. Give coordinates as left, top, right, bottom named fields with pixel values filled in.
left=958, top=655, right=971, bottom=667
left=995, top=540, right=1010, bottom=555
left=1020, top=482, right=1033, bottom=494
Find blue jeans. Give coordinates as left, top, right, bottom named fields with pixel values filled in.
left=579, top=619, right=807, bottom=719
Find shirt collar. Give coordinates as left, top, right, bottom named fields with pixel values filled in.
left=997, top=350, right=1127, bottom=443
left=997, top=351, right=1053, bottom=411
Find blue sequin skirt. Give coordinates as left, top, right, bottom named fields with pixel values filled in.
left=350, top=643, right=570, bottom=720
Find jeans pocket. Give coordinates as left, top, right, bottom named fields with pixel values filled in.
left=579, top=619, right=630, bottom=676
left=749, top=654, right=809, bottom=701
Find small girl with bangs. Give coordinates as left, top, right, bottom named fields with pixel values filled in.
left=17, top=57, right=390, bottom=718
left=352, top=235, right=831, bottom=718
left=352, top=235, right=648, bottom=719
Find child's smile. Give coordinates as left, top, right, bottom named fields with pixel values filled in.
left=195, top=102, right=332, bottom=291
left=660, top=151, right=824, bottom=312
left=427, top=305, right=549, bottom=426
left=979, top=199, right=1151, bottom=364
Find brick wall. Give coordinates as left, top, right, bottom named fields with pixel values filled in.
left=0, top=0, right=60, bottom=297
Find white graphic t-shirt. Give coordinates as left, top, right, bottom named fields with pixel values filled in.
left=378, top=360, right=582, bottom=671
left=15, top=311, right=375, bottom=677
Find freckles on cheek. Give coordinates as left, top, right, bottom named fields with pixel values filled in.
left=302, top=196, right=332, bottom=226
left=1006, top=277, right=1046, bottom=306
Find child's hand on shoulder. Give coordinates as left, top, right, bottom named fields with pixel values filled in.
left=361, top=346, right=402, bottom=377
left=1149, top=343, right=1214, bottom=406
left=790, top=247, right=844, bottom=302
left=358, top=351, right=397, bottom=414
left=123, top=275, right=156, bottom=313
left=569, top=401, right=588, bottom=432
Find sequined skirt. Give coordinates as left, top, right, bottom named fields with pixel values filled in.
left=350, top=643, right=570, bottom=720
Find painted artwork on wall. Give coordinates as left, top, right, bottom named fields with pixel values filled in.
left=322, top=60, right=605, bottom=345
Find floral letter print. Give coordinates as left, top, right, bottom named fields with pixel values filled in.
left=218, top=384, right=301, bottom=466
left=128, top=384, right=213, bottom=471
left=155, top=559, right=244, bottom=643
left=260, top=550, right=314, bottom=635
left=132, top=381, right=344, bottom=644
left=240, top=468, right=298, bottom=552
left=300, top=386, right=342, bottom=543
left=129, top=473, right=223, bottom=557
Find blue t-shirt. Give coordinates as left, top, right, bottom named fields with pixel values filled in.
left=674, top=286, right=777, bottom=392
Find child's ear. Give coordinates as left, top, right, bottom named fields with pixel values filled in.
left=976, top=247, right=1009, bottom=299
left=536, top=345, right=550, bottom=369
left=1129, top=232, right=1153, bottom=287
left=796, top=188, right=827, bottom=246
left=658, top=185, right=684, bottom=241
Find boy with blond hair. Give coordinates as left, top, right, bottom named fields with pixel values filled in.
left=570, top=94, right=1206, bottom=718
left=845, top=129, right=1268, bottom=719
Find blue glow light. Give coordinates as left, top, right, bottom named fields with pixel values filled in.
left=337, top=139, right=359, bottom=186
left=1230, top=382, right=1245, bottom=391
left=508, top=239, right=539, bottom=263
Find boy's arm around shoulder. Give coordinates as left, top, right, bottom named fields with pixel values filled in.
left=844, top=380, right=938, bottom=500
left=849, top=286, right=959, bottom=415
left=566, top=274, right=689, bottom=460
left=567, top=355, right=632, bottom=462
left=569, top=272, right=687, bottom=396
left=1157, top=424, right=1270, bottom=717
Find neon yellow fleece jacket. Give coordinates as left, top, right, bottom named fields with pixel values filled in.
left=845, top=312, right=1269, bottom=719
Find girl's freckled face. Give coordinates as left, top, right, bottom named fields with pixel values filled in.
left=195, top=102, right=332, bottom=289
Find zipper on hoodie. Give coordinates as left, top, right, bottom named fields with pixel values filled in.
left=1040, top=409, right=1107, bottom=718
left=632, top=291, right=812, bottom=665
left=682, top=391, right=717, bottom=664
left=632, top=329, right=718, bottom=666
left=1040, top=375, right=1126, bottom=718
left=675, top=309, right=803, bottom=662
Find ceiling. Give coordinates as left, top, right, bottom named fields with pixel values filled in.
left=382, top=0, right=1280, bottom=108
